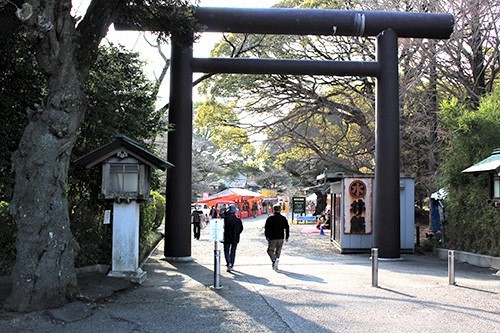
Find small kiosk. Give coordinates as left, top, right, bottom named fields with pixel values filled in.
left=75, top=135, right=172, bottom=283
left=462, top=148, right=500, bottom=208
left=312, top=172, right=414, bottom=254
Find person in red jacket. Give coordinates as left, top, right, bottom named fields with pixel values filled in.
left=264, top=204, right=290, bottom=271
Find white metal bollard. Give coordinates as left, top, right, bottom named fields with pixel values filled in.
left=448, top=250, right=456, bottom=285
left=371, top=248, right=379, bottom=287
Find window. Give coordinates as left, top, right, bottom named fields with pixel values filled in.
left=109, top=164, right=139, bottom=193
left=493, top=175, right=500, bottom=199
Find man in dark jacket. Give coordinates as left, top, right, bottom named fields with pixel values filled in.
left=191, top=206, right=205, bottom=240
left=264, top=204, right=290, bottom=271
left=223, top=204, right=244, bottom=272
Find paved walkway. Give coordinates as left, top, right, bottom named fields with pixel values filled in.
left=1, top=214, right=499, bottom=332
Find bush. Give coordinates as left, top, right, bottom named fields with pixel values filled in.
left=153, top=191, right=166, bottom=229
left=438, top=92, right=500, bottom=256
left=419, top=238, right=440, bottom=253
left=70, top=199, right=112, bottom=268
left=0, top=201, right=16, bottom=275
left=140, top=191, right=165, bottom=241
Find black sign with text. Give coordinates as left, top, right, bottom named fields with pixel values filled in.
left=292, top=197, right=306, bottom=214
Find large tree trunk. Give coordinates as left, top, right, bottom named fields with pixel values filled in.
left=5, top=53, right=86, bottom=313
left=3, top=0, right=120, bottom=312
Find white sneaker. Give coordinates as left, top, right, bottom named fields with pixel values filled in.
left=273, top=258, right=279, bottom=271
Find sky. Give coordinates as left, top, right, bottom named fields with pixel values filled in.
left=73, top=0, right=280, bottom=107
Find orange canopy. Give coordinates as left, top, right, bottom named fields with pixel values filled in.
left=196, top=188, right=262, bottom=207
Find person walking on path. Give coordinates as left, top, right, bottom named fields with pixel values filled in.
left=223, top=204, right=244, bottom=272
left=191, top=206, right=205, bottom=240
left=252, top=202, right=258, bottom=218
left=264, top=204, right=290, bottom=271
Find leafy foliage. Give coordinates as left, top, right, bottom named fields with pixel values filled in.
left=76, top=44, right=166, bottom=155
left=0, top=37, right=167, bottom=269
left=192, top=100, right=262, bottom=198
left=120, top=0, right=199, bottom=46
left=140, top=191, right=166, bottom=240
left=438, top=91, right=500, bottom=256
left=0, top=201, right=16, bottom=275
left=69, top=45, right=167, bottom=266
left=0, top=32, right=45, bottom=201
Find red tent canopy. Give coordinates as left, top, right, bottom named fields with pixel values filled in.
left=196, top=188, right=262, bottom=207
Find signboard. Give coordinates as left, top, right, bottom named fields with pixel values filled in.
left=344, top=178, right=372, bottom=234
left=262, top=189, right=277, bottom=198
left=209, top=218, right=224, bottom=242
left=292, top=197, right=306, bottom=214
left=103, top=210, right=111, bottom=224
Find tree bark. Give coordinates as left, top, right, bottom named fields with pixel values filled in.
left=5, top=0, right=123, bottom=312
left=7, top=88, right=84, bottom=311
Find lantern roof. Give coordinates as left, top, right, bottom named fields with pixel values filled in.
left=462, top=149, right=500, bottom=175
left=74, top=135, right=173, bottom=171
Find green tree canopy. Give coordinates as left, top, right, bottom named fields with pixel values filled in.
left=438, top=90, right=500, bottom=256
left=69, top=44, right=167, bottom=268
left=191, top=100, right=262, bottom=199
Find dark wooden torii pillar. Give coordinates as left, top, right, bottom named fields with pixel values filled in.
left=118, top=7, right=454, bottom=259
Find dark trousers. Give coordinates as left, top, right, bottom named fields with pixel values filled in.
left=267, top=239, right=284, bottom=263
left=223, top=242, right=238, bottom=268
left=193, top=222, right=200, bottom=240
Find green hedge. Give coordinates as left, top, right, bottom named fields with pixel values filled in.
left=439, top=92, right=500, bottom=256
left=140, top=191, right=165, bottom=242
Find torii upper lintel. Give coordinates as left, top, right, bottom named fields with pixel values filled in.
left=193, top=7, right=454, bottom=39
left=115, top=7, right=454, bottom=40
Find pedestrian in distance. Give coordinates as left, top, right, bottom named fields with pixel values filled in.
left=191, top=205, right=206, bottom=240
left=252, top=202, right=258, bottom=218
left=209, top=205, right=217, bottom=219
left=223, top=204, right=244, bottom=273
left=264, top=204, right=290, bottom=271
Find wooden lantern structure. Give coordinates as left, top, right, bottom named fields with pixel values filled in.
left=75, top=135, right=172, bottom=283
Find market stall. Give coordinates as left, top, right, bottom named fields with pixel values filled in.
left=196, top=188, right=263, bottom=218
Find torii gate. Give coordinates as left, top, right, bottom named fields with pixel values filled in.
left=117, top=7, right=454, bottom=259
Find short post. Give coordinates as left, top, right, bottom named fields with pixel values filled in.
left=210, top=218, right=224, bottom=289
left=448, top=250, right=456, bottom=285
left=213, top=241, right=222, bottom=289
left=371, top=248, right=379, bottom=287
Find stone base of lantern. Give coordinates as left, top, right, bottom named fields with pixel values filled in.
left=109, top=202, right=146, bottom=284
left=108, top=268, right=147, bottom=284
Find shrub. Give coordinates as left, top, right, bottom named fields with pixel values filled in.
left=152, top=191, right=166, bottom=229
left=140, top=191, right=165, bottom=241
left=438, top=92, right=500, bottom=256
left=0, top=201, right=16, bottom=275
left=70, top=199, right=112, bottom=268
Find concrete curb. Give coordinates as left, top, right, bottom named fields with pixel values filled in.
left=434, top=248, right=500, bottom=275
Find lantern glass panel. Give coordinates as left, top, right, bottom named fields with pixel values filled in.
left=109, top=164, right=139, bottom=193
left=494, top=175, right=500, bottom=199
